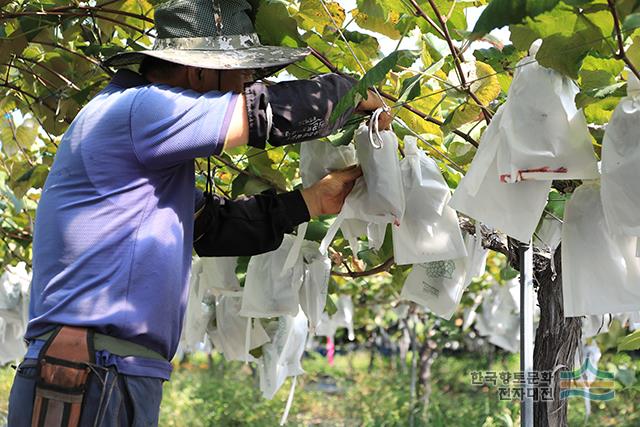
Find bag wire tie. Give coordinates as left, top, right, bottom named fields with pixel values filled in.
left=368, top=108, right=387, bottom=150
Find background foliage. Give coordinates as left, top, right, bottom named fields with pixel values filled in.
left=2, top=0, right=640, bottom=424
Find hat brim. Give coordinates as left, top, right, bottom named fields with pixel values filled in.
left=103, top=46, right=310, bottom=77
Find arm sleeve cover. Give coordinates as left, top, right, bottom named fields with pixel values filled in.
left=193, top=188, right=310, bottom=256
left=244, top=73, right=357, bottom=148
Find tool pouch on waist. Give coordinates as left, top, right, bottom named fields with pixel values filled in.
left=32, top=326, right=94, bottom=427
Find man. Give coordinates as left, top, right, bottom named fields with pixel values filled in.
left=8, top=0, right=390, bottom=425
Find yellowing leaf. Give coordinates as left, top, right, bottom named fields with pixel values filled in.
left=397, top=93, right=443, bottom=139
left=472, top=61, right=500, bottom=105
left=351, top=9, right=401, bottom=39
left=297, top=0, right=345, bottom=32
left=447, top=61, right=499, bottom=129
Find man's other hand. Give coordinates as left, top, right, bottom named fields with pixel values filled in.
left=356, top=90, right=393, bottom=130
left=301, top=166, right=363, bottom=217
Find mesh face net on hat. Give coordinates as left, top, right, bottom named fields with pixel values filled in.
left=103, top=0, right=309, bottom=78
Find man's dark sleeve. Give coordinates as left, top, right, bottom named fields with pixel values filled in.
left=244, top=73, right=358, bottom=149
left=193, top=188, right=310, bottom=257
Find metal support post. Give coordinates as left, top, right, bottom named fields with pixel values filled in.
left=520, top=242, right=534, bottom=427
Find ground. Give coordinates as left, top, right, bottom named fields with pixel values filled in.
left=1, top=350, right=638, bottom=426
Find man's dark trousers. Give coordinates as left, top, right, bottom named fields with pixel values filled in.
left=8, top=359, right=163, bottom=426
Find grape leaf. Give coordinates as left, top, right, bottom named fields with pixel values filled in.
left=330, top=50, right=417, bottom=123
left=473, top=0, right=561, bottom=36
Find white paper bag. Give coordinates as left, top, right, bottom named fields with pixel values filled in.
left=496, top=41, right=598, bottom=182
left=299, top=241, right=331, bottom=334
left=581, top=315, right=610, bottom=339
left=0, top=264, right=29, bottom=310
left=474, top=281, right=520, bottom=353
left=449, top=108, right=552, bottom=243
left=300, top=140, right=358, bottom=187
left=354, top=123, right=405, bottom=222
left=562, top=182, right=640, bottom=316
left=241, top=235, right=305, bottom=318
left=601, top=72, right=640, bottom=237
left=0, top=263, right=30, bottom=365
left=314, top=312, right=337, bottom=338
left=320, top=178, right=395, bottom=254
left=534, top=216, right=563, bottom=253
left=463, top=229, right=489, bottom=286
left=333, top=295, right=355, bottom=341
left=199, top=256, right=241, bottom=297
left=392, top=136, right=467, bottom=265
left=0, top=312, right=27, bottom=365
left=215, top=295, right=270, bottom=362
left=259, top=309, right=309, bottom=400
left=180, top=259, right=210, bottom=351
left=400, top=259, right=468, bottom=320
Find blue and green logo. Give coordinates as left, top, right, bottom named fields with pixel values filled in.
left=559, top=360, right=615, bottom=401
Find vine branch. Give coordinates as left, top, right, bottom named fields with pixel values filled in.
left=608, top=0, right=640, bottom=81
left=36, top=41, right=113, bottom=75
left=405, top=0, right=445, bottom=39
left=309, top=48, right=479, bottom=148
left=412, top=0, right=492, bottom=123
left=0, top=6, right=153, bottom=24
left=331, top=257, right=395, bottom=278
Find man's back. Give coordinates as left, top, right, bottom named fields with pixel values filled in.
left=26, top=70, right=238, bottom=374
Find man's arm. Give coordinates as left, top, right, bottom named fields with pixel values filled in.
left=223, top=74, right=391, bottom=150
left=194, top=167, right=362, bottom=256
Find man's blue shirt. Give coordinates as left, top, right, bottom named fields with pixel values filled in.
left=26, top=70, right=238, bottom=379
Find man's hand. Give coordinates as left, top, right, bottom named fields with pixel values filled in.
left=301, top=166, right=363, bottom=217
left=356, top=90, right=393, bottom=130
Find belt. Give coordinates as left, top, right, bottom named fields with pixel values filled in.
left=35, top=330, right=166, bottom=361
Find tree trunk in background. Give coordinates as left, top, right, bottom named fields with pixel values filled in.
left=533, top=246, right=582, bottom=427
left=398, top=325, right=411, bottom=374
left=418, top=345, right=438, bottom=421
left=408, top=320, right=418, bottom=427
left=368, top=335, right=376, bottom=374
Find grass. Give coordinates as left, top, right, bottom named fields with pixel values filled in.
left=1, top=350, right=638, bottom=426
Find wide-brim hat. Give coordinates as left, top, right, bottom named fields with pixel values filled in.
left=103, top=0, right=309, bottom=77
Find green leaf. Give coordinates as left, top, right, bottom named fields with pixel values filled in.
left=422, top=33, right=450, bottom=62
left=305, top=219, right=331, bottom=242
left=249, top=345, right=264, bottom=359
left=545, top=190, right=571, bottom=219
left=535, top=30, right=593, bottom=79
left=500, top=265, right=519, bottom=281
left=618, top=329, right=640, bottom=352
left=296, top=0, right=345, bottom=32
left=473, top=0, right=561, bottom=36
left=352, top=0, right=403, bottom=39
left=580, top=56, right=624, bottom=89
left=246, top=147, right=288, bottom=190
left=398, top=74, right=422, bottom=104
left=623, top=12, right=640, bottom=34
left=230, top=174, right=271, bottom=197
left=616, top=367, right=637, bottom=387
left=446, top=61, right=500, bottom=129
left=255, top=0, right=303, bottom=47
left=330, top=50, right=417, bottom=123
left=12, top=164, right=49, bottom=198
left=327, top=116, right=363, bottom=146
left=584, top=97, right=620, bottom=124
left=17, top=14, right=59, bottom=42
left=325, top=293, right=338, bottom=316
